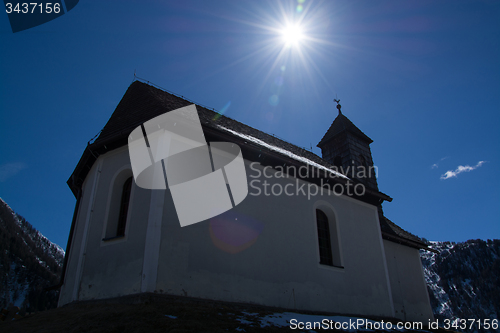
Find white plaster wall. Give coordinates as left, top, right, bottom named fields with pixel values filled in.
left=383, top=240, right=434, bottom=322
left=61, top=147, right=431, bottom=322
left=58, top=161, right=99, bottom=306
left=59, top=147, right=151, bottom=304
left=156, top=160, right=395, bottom=318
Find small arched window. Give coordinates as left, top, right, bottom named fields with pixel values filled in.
left=316, top=209, right=333, bottom=266
left=116, top=177, right=132, bottom=237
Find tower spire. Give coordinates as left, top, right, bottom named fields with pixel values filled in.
left=318, top=100, right=378, bottom=191
left=334, top=98, right=341, bottom=115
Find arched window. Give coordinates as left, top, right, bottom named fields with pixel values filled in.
left=116, top=177, right=132, bottom=237
left=316, top=209, right=333, bottom=266
left=104, top=174, right=133, bottom=241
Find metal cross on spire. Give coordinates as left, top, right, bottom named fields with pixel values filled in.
left=334, top=98, right=342, bottom=115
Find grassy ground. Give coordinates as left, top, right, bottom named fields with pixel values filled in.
left=0, top=293, right=459, bottom=333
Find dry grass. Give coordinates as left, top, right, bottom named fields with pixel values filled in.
left=0, top=293, right=458, bottom=333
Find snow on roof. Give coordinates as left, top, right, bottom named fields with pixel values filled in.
left=217, top=125, right=349, bottom=180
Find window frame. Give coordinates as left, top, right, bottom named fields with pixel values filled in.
left=115, top=177, right=132, bottom=237
left=316, top=209, right=334, bottom=266
left=102, top=167, right=134, bottom=244
left=313, top=203, right=343, bottom=269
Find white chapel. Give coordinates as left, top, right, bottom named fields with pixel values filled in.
left=58, top=80, right=435, bottom=322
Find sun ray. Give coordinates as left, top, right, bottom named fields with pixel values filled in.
left=179, top=1, right=348, bottom=111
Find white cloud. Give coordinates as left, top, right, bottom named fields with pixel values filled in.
left=440, top=161, right=486, bottom=180
left=431, top=156, right=449, bottom=169
left=0, top=162, right=28, bottom=182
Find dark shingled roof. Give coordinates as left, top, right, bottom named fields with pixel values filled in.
left=379, top=215, right=430, bottom=250
left=93, top=80, right=337, bottom=172
left=317, top=112, right=373, bottom=147
left=69, top=80, right=429, bottom=250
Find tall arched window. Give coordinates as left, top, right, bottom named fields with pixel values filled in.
left=316, top=209, right=333, bottom=266
left=104, top=174, right=133, bottom=241
left=116, top=177, right=132, bottom=237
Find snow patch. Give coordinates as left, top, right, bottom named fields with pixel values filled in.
left=237, top=311, right=432, bottom=332
left=217, top=125, right=348, bottom=180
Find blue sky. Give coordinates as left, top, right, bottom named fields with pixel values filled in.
left=0, top=0, right=499, bottom=249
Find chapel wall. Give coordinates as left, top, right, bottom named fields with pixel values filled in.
left=383, top=239, right=434, bottom=322
left=156, top=159, right=395, bottom=317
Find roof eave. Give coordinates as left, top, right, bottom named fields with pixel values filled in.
left=382, top=232, right=438, bottom=253
left=68, top=124, right=392, bottom=207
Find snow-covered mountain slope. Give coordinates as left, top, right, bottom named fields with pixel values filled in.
left=421, top=239, right=500, bottom=332
left=0, top=197, right=64, bottom=312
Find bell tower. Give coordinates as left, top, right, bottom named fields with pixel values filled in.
left=317, top=99, right=379, bottom=191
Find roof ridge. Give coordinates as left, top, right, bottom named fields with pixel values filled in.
left=133, top=76, right=223, bottom=116
left=95, top=79, right=314, bottom=155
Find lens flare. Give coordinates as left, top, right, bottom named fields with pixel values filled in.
left=268, top=94, right=279, bottom=106
left=209, top=211, right=264, bottom=254
left=213, top=101, right=231, bottom=121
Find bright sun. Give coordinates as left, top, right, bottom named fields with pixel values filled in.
left=281, top=24, right=303, bottom=47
